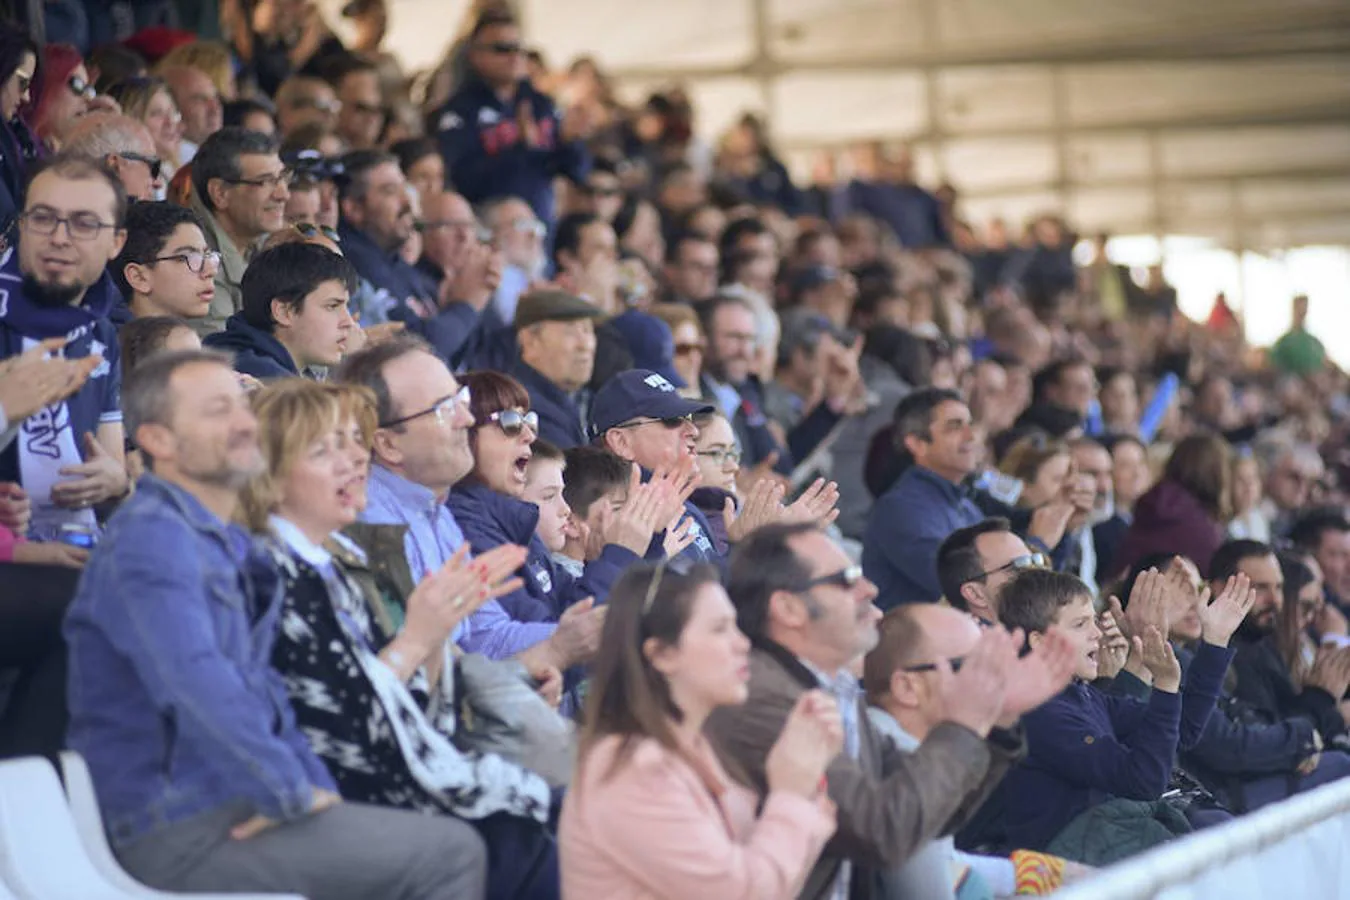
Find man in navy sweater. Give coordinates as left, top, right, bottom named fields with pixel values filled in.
left=433, top=10, right=590, bottom=229
left=979, top=568, right=1253, bottom=853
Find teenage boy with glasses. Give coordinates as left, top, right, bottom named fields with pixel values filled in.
left=113, top=201, right=221, bottom=322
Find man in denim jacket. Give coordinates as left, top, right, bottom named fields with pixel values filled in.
left=64, top=348, right=486, bottom=899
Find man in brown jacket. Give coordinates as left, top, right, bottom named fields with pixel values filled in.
left=706, top=523, right=1077, bottom=900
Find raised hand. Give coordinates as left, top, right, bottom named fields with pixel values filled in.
left=51, top=432, right=128, bottom=509
left=765, top=690, right=843, bottom=798
left=398, top=544, right=527, bottom=665
left=439, top=240, right=496, bottom=312
left=936, top=626, right=1011, bottom=738
left=1199, top=572, right=1256, bottom=648
left=1137, top=626, right=1181, bottom=693
left=1095, top=608, right=1131, bottom=680
left=1120, top=568, right=1169, bottom=641
left=0, top=337, right=97, bottom=423
left=600, top=466, right=667, bottom=555
left=648, top=458, right=700, bottom=527
left=783, top=478, right=840, bottom=527
left=1027, top=499, right=1074, bottom=551
left=1000, top=626, right=1078, bottom=724
left=548, top=597, right=607, bottom=669
left=724, top=477, right=785, bottom=543
left=1306, top=645, right=1350, bottom=700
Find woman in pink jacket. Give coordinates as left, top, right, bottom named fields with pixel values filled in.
left=560, top=561, right=841, bottom=899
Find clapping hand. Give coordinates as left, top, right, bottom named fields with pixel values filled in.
left=936, top=626, right=1014, bottom=738
left=783, top=478, right=840, bottom=527
left=1095, top=608, right=1131, bottom=680
left=1199, top=573, right=1256, bottom=648
left=51, top=432, right=128, bottom=510
left=398, top=544, right=528, bottom=666
left=1119, top=568, right=1169, bottom=641
left=724, top=477, right=785, bottom=543
left=999, top=626, right=1079, bottom=726
left=765, top=690, right=844, bottom=798
left=1136, top=626, right=1181, bottom=693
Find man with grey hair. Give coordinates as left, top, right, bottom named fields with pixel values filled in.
left=1259, top=438, right=1326, bottom=538
left=64, top=348, right=487, bottom=899
left=481, top=195, right=546, bottom=324
left=61, top=114, right=164, bottom=202
left=189, top=127, right=291, bottom=334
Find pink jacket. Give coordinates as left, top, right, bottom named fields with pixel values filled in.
left=560, top=733, right=835, bottom=900
left=0, top=524, right=19, bottom=562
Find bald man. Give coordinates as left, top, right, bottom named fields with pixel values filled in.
left=159, top=65, right=223, bottom=160
left=61, top=114, right=163, bottom=202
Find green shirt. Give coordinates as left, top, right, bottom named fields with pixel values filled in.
left=1270, top=327, right=1325, bottom=376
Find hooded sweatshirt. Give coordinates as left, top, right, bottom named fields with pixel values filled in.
left=203, top=313, right=299, bottom=380
left=1110, top=479, right=1223, bottom=581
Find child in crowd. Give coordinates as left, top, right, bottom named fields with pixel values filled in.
left=980, top=567, right=1253, bottom=860
left=552, top=446, right=637, bottom=578
left=521, top=440, right=579, bottom=577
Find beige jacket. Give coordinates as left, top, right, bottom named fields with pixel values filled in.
left=187, top=188, right=250, bottom=337
left=705, top=641, right=1025, bottom=900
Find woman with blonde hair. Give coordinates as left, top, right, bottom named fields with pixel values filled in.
left=998, top=433, right=1073, bottom=509
left=245, top=378, right=570, bottom=899
left=156, top=41, right=237, bottom=101
left=561, top=562, right=841, bottom=898
left=105, top=76, right=183, bottom=171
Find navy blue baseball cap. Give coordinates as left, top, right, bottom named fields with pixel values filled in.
left=588, top=369, right=714, bottom=441
left=607, top=310, right=686, bottom=389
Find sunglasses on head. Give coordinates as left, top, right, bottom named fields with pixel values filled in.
left=294, top=221, right=341, bottom=243
left=484, top=409, right=539, bottom=436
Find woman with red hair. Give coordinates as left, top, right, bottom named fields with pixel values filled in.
left=28, top=44, right=114, bottom=148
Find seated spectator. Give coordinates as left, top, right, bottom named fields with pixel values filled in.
left=842, top=142, right=947, bottom=249
left=1113, top=432, right=1231, bottom=581
left=983, top=568, right=1246, bottom=859
left=863, top=388, right=983, bottom=607
left=765, top=309, right=856, bottom=436
left=282, top=140, right=343, bottom=229
left=863, top=604, right=1087, bottom=897
left=274, top=75, right=341, bottom=138
left=661, top=228, right=719, bottom=306
left=1227, top=450, right=1272, bottom=542
left=243, top=379, right=562, bottom=900
left=590, top=369, right=721, bottom=570
left=1291, top=508, right=1350, bottom=612
left=936, top=517, right=1042, bottom=622
left=335, top=336, right=590, bottom=672
left=414, top=189, right=500, bottom=336
left=1259, top=440, right=1323, bottom=538
left=203, top=241, right=356, bottom=379
left=449, top=370, right=657, bottom=636
left=560, top=562, right=840, bottom=897
left=555, top=445, right=635, bottom=578
left=434, top=9, right=590, bottom=229
left=0, top=28, right=39, bottom=243
left=519, top=438, right=572, bottom=565
left=392, top=135, right=445, bottom=201
left=223, top=97, right=277, bottom=135
left=998, top=435, right=1072, bottom=510
left=1097, top=368, right=1139, bottom=436
left=189, top=127, right=291, bottom=333
left=159, top=63, right=223, bottom=163
left=29, top=44, right=96, bottom=150
left=1096, top=434, right=1151, bottom=583
left=700, top=292, right=850, bottom=477
left=60, top=112, right=165, bottom=202
left=64, top=348, right=487, bottom=898
left=707, top=522, right=1072, bottom=896
left=648, top=301, right=707, bottom=396
left=112, top=201, right=220, bottom=321
left=0, top=154, right=130, bottom=542
left=512, top=290, right=602, bottom=449
left=1033, top=358, right=1096, bottom=429
left=328, top=55, right=384, bottom=152
left=482, top=195, right=547, bottom=325
left=1223, top=541, right=1350, bottom=745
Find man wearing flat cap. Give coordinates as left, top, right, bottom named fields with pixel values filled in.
left=511, top=289, right=604, bottom=449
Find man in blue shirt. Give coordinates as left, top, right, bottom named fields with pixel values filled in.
left=65, top=347, right=486, bottom=899
left=0, top=154, right=131, bottom=541
left=433, top=9, right=590, bottom=229
left=334, top=335, right=606, bottom=672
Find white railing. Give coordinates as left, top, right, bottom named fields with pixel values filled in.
left=1053, top=777, right=1350, bottom=899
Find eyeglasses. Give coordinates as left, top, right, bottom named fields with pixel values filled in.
left=478, top=41, right=524, bottom=55
left=510, top=218, right=546, bottom=238
left=966, top=552, right=1049, bottom=584
left=484, top=409, right=539, bottom=437
left=697, top=447, right=741, bottom=467
left=379, top=385, right=472, bottom=429
left=294, top=222, right=341, bottom=243
left=67, top=74, right=96, bottom=101
left=154, top=249, right=222, bottom=273
left=902, top=657, right=966, bottom=674
left=18, top=208, right=117, bottom=241
left=615, top=413, right=694, bottom=431
left=117, top=151, right=163, bottom=181
left=226, top=169, right=292, bottom=190
left=674, top=341, right=706, bottom=357
left=795, top=565, right=865, bottom=592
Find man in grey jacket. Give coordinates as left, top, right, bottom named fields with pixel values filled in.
left=706, top=523, right=1076, bottom=900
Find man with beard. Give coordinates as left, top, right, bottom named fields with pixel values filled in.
left=190, top=128, right=292, bottom=335
left=64, top=348, right=487, bottom=899
left=0, top=154, right=130, bottom=542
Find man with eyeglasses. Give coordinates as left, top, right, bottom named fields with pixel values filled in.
left=707, top=523, right=1073, bottom=900
left=434, top=9, right=591, bottom=230
left=0, top=154, right=131, bottom=542
left=328, top=57, right=384, bottom=152
left=415, top=190, right=501, bottom=329
left=111, top=201, right=221, bottom=323
left=159, top=65, right=223, bottom=164
left=203, top=241, right=356, bottom=380
left=189, top=127, right=292, bottom=335
left=937, top=517, right=1045, bottom=625
left=275, top=76, right=342, bottom=138
left=661, top=229, right=719, bottom=306
left=589, top=369, right=720, bottom=569
left=61, top=113, right=164, bottom=203
left=482, top=195, right=547, bottom=324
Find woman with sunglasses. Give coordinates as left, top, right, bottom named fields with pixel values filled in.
left=448, top=372, right=669, bottom=651
left=30, top=44, right=115, bottom=149
left=0, top=26, right=40, bottom=246
left=243, top=379, right=569, bottom=898
left=561, top=562, right=841, bottom=898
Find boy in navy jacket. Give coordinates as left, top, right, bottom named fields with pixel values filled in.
left=434, top=11, right=590, bottom=229
left=980, top=567, right=1254, bottom=852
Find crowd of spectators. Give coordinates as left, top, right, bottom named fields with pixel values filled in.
left=0, top=2, right=1347, bottom=898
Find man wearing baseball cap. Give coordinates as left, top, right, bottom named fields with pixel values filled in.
left=511, top=290, right=604, bottom=449
left=589, top=369, right=722, bottom=569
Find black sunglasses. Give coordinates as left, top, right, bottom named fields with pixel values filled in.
left=965, top=552, right=1049, bottom=585
left=480, top=41, right=524, bottom=55
left=902, top=657, right=966, bottom=674
left=615, top=413, right=694, bottom=431
left=118, top=151, right=162, bottom=181
left=796, top=565, right=865, bottom=592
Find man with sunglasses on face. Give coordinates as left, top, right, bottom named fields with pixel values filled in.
left=0, top=154, right=131, bottom=542
left=434, top=9, right=590, bottom=231
left=62, top=114, right=164, bottom=203
left=707, top=523, right=1074, bottom=900
left=937, top=518, right=1046, bottom=626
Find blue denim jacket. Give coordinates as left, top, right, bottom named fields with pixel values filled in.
left=64, top=475, right=336, bottom=847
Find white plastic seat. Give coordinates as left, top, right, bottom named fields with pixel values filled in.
left=58, top=753, right=305, bottom=900
left=0, top=756, right=136, bottom=899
